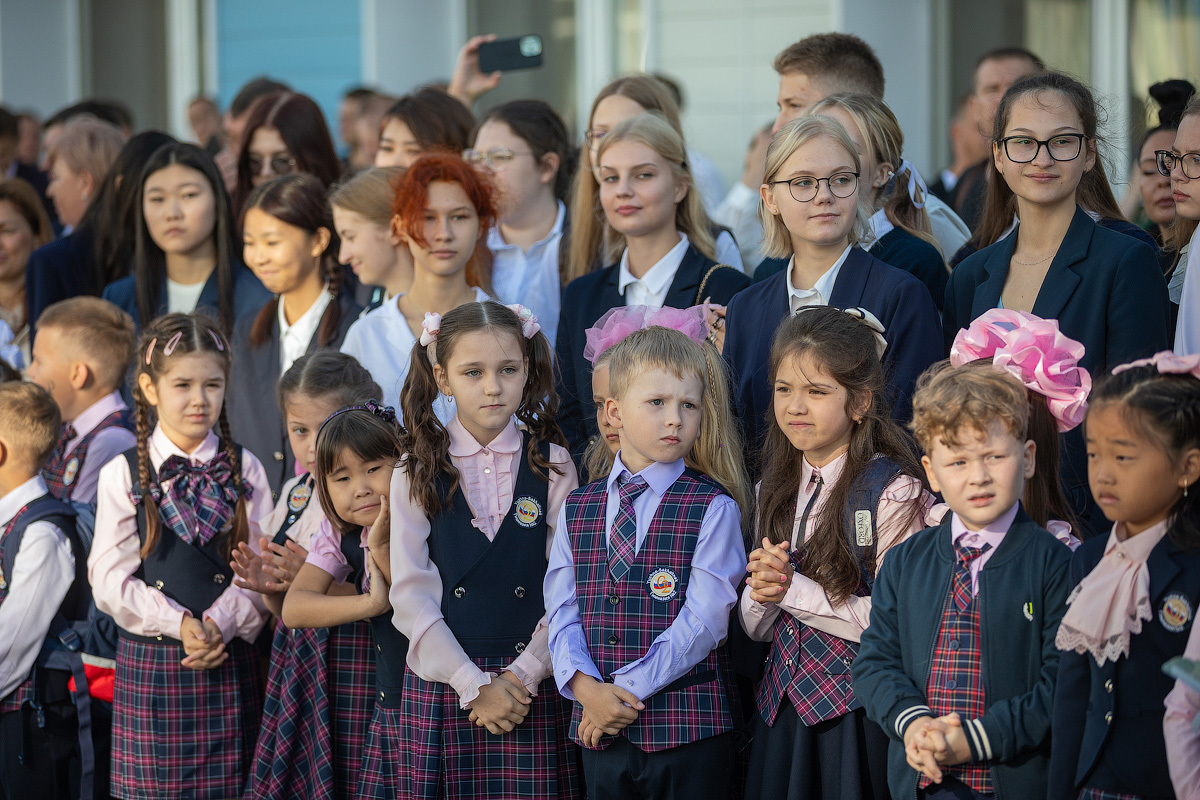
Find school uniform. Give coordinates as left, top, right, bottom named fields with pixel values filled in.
left=88, top=427, right=273, bottom=800
left=248, top=474, right=376, bottom=800
left=0, top=476, right=83, bottom=800
left=949, top=213, right=1162, bottom=270
left=229, top=290, right=361, bottom=499
left=545, top=455, right=747, bottom=800
left=852, top=504, right=1073, bottom=800
left=555, top=237, right=750, bottom=459
left=723, top=245, right=942, bottom=456
left=740, top=453, right=929, bottom=800
left=865, top=210, right=948, bottom=311
left=26, top=228, right=98, bottom=341
left=340, top=286, right=489, bottom=413
left=101, top=262, right=271, bottom=331
left=1048, top=520, right=1200, bottom=800
left=488, top=200, right=566, bottom=348
left=41, top=391, right=134, bottom=506
left=388, top=417, right=581, bottom=799
left=1164, top=617, right=1200, bottom=800
left=943, top=206, right=1171, bottom=533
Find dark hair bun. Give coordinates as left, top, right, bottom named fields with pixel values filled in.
left=1150, top=79, right=1196, bottom=128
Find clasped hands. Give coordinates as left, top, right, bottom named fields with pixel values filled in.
left=904, top=713, right=973, bottom=783
left=746, top=537, right=795, bottom=604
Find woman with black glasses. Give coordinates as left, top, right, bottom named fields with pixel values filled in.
left=233, top=92, right=341, bottom=214
left=943, top=72, right=1170, bottom=533
left=1161, top=93, right=1200, bottom=355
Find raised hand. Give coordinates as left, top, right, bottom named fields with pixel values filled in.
left=447, top=35, right=502, bottom=107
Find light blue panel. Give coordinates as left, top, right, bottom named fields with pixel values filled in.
left=215, top=0, right=361, bottom=151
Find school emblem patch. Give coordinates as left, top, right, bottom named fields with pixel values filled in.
left=287, top=481, right=311, bottom=513
left=63, top=457, right=79, bottom=487
left=1160, top=593, right=1193, bottom=633
left=647, top=568, right=679, bottom=602
left=514, top=496, right=542, bottom=528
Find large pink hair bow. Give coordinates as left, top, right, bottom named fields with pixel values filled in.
left=583, top=304, right=710, bottom=365
left=505, top=304, right=542, bottom=339
left=950, top=308, right=1091, bottom=432
left=1112, top=350, right=1200, bottom=380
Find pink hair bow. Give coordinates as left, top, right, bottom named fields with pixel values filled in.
left=950, top=308, right=1091, bottom=432
left=419, top=312, right=442, bottom=347
left=583, top=304, right=710, bottom=365
left=505, top=304, right=542, bottom=339
left=1112, top=351, right=1200, bottom=380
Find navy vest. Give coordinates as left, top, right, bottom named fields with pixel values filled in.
left=42, top=408, right=131, bottom=501
left=339, top=529, right=409, bottom=708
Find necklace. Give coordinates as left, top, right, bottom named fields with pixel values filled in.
left=1011, top=252, right=1055, bottom=266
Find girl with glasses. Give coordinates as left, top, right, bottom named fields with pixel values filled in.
left=467, top=99, right=575, bottom=348
left=723, top=115, right=942, bottom=456
left=944, top=72, right=1170, bottom=535
left=1137, top=80, right=1195, bottom=303
left=1165, top=94, right=1200, bottom=355
left=234, top=93, right=341, bottom=215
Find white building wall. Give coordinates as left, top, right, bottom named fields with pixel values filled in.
left=0, top=0, right=80, bottom=115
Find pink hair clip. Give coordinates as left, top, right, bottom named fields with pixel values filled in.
left=145, top=337, right=158, bottom=365
left=162, top=331, right=184, bottom=357
left=208, top=330, right=225, bottom=352
left=583, top=304, right=710, bottom=365
left=419, top=312, right=442, bottom=347
left=1112, top=351, right=1200, bottom=380
left=505, top=303, right=542, bottom=339
left=950, top=308, right=1091, bottom=432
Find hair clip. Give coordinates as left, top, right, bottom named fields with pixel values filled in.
left=162, top=331, right=184, bottom=356
left=145, top=337, right=158, bottom=365
left=505, top=304, right=542, bottom=339
left=208, top=329, right=226, bottom=352
left=898, top=159, right=927, bottom=209
left=420, top=312, right=442, bottom=347
left=317, top=400, right=398, bottom=437
left=840, top=307, right=889, bottom=359
left=1112, top=351, right=1200, bottom=381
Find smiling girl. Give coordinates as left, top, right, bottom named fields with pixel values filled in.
left=328, top=166, right=412, bottom=314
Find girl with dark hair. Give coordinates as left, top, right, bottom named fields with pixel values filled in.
left=230, top=173, right=362, bottom=497
left=234, top=92, right=341, bottom=213
left=374, top=86, right=474, bottom=170
left=26, top=130, right=175, bottom=332
left=468, top=99, right=575, bottom=346
left=340, top=153, right=493, bottom=411
left=233, top=350, right=383, bottom=800
left=1167, top=95, right=1200, bottom=355
left=389, top=300, right=580, bottom=799
left=1050, top=352, right=1200, bottom=800
left=0, top=178, right=53, bottom=362
left=742, top=306, right=930, bottom=800
left=943, top=72, right=1171, bottom=532
left=89, top=312, right=273, bottom=800
left=103, top=142, right=269, bottom=332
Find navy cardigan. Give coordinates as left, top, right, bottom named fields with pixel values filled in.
left=1048, top=531, right=1200, bottom=800
left=723, top=246, right=942, bottom=460
left=26, top=229, right=98, bottom=339
left=852, top=509, right=1072, bottom=800
left=554, top=243, right=750, bottom=461
left=102, top=263, right=271, bottom=332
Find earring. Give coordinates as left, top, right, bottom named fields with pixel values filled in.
left=1186, top=479, right=1190, bottom=498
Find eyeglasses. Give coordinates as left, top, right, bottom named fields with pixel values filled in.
left=1156, top=150, right=1200, bottom=180
left=462, top=147, right=533, bottom=172
left=768, top=172, right=859, bottom=202
left=247, top=154, right=298, bottom=176
left=998, top=134, right=1086, bottom=163
left=584, top=128, right=607, bottom=150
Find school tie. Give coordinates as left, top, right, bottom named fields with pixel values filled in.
left=47, top=423, right=78, bottom=467
left=797, top=469, right=823, bottom=535
left=608, top=474, right=649, bottom=581
left=951, top=542, right=992, bottom=612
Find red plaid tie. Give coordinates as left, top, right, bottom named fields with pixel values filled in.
left=47, top=423, right=78, bottom=467
left=608, top=474, right=649, bottom=581
left=952, top=542, right=992, bottom=612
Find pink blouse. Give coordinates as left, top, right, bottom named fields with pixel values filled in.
left=740, top=452, right=932, bottom=643
left=89, top=426, right=274, bottom=644
left=389, top=416, right=579, bottom=707
left=1164, top=596, right=1200, bottom=800
left=305, top=519, right=368, bottom=585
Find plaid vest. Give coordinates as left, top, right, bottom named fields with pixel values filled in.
left=756, top=456, right=900, bottom=727
left=923, top=589, right=993, bottom=794
left=42, top=409, right=129, bottom=500
left=566, top=469, right=734, bottom=752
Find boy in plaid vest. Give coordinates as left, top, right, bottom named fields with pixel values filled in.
left=852, top=363, right=1072, bottom=800
left=545, top=326, right=750, bottom=800
left=29, top=298, right=136, bottom=504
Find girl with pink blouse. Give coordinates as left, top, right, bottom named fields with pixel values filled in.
left=388, top=300, right=581, bottom=799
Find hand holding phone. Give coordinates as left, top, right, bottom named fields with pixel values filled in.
left=477, top=35, right=543, bottom=74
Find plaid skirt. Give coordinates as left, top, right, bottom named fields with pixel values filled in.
left=356, top=705, right=405, bottom=800
left=1078, top=790, right=1142, bottom=800
left=394, top=657, right=581, bottom=800
left=247, top=620, right=375, bottom=800
left=111, top=634, right=263, bottom=800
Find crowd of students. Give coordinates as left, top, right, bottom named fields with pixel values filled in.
left=0, top=27, right=1198, bottom=800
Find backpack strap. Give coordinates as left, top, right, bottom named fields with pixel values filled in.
left=841, top=456, right=903, bottom=593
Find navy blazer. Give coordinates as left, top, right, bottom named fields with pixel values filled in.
left=26, top=228, right=98, bottom=339
left=102, top=264, right=272, bottom=331
left=1048, top=531, right=1200, bottom=800
left=722, top=246, right=942, bottom=461
left=943, top=206, right=1171, bottom=533
left=554, top=244, right=750, bottom=460
left=227, top=292, right=362, bottom=498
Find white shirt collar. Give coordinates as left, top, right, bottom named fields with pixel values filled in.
left=487, top=201, right=566, bottom=253
left=278, top=283, right=334, bottom=372
left=0, top=476, right=50, bottom=527
left=70, top=391, right=127, bottom=436
left=863, top=209, right=895, bottom=252
left=617, top=233, right=690, bottom=307
left=785, top=244, right=852, bottom=315
left=149, top=425, right=219, bottom=470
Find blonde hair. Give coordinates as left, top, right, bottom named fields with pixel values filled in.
left=760, top=116, right=871, bottom=258
left=328, top=166, right=404, bottom=227
left=606, top=326, right=751, bottom=530
left=0, top=381, right=61, bottom=471
left=911, top=360, right=1030, bottom=452
left=565, top=75, right=714, bottom=283
left=50, top=115, right=126, bottom=183
left=37, top=297, right=136, bottom=391
left=810, top=93, right=939, bottom=252
left=593, top=113, right=716, bottom=269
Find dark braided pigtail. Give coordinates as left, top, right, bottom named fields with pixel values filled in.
left=316, top=255, right=343, bottom=347
left=134, top=395, right=163, bottom=559
left=217, top=405, right=250, bottom=561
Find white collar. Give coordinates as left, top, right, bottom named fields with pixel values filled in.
left=487, top=201, right=566, bottom=252
left=617, top=233, right=689, bottom=297
left=785, top=244, right=852, bottom=311
left=278, top=283, right=333, bottom=339
left=0, top=476, right=50, bottom=527
left=863, top=209, right=895, bottom=252
left=149, top=425, right=219, bottom=470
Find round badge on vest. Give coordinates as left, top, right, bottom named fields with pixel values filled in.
left=63, top=456, right=80, bottom=486
left=1160, top=592, right=1193, bottom=633
left=287, top=481, right=311, bottom=514
left=513, top=496, right=542, bottom=528
left=647, top=568, right=679, bottom=602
